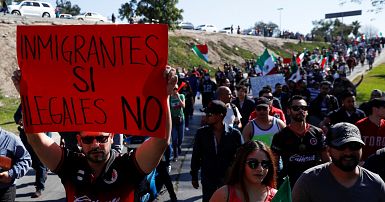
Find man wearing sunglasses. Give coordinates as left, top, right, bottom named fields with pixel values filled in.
left=248, top=88, right=286, bottom=124
left=292, top=122, right=385, bottom=202
left=242, top=97, right=286, bottom=145
left=271, top=95, right=329, bottom=188
left=190, top=100, right=243, bottom=202
left=12, top=68, right=178, bottom=201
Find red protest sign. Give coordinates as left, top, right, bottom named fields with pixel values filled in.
left=17, top=24, right=169, bottom=138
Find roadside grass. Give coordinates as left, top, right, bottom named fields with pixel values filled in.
left=355, top=64, right=385, bottom=103
left=260, top=41, right=330, bottom=59
left=0, top=95, right=19, bottom=133
left=168, top=36, right=212, bottom=70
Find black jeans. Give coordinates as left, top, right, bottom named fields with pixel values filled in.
left=0, top=185, right=16, bottom=202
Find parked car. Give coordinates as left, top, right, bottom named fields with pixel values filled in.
left=8, top=0, right=55, bottom=18
left=59, top=13, right=73, bottom=19
left=195, top=24, right=218, bottom=32
left=179, top=22, right=194, bottom=30
left=219, top=27, right=232, bottom=34
left=74, top=12, right=108, bottom=22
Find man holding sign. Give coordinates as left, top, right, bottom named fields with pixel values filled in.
left=13, top=24, right=176, bottom=201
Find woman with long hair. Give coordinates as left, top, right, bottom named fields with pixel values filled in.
left=210, top=141, right=277, bottom=202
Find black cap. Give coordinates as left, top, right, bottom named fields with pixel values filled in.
left=203, top=100, right=227, bottom=115
left=255, top=97, right=270, bottom=108
left=327, top=122, right=365, bottom=147
left=369, top=98, right=385, bottom=108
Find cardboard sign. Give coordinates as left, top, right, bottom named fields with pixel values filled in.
left=17, top=24, right=169, bottom=138
left=250, top=74, right=286, bottom=97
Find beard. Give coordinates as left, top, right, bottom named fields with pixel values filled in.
left=331, top=155, right=359, bottom=172
left=291, top=114, right=305, bottom=122
left=86, top=148, right=108, bottom=163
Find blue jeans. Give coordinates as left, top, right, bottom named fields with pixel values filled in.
left=171, top=118, right=185, bottom=159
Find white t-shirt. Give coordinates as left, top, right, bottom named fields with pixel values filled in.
left=223, top=103, right=242, bottom=128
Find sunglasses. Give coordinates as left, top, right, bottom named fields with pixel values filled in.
left=81, top=136, right=109, bottom=144
left=256, top=106, right=268, bottom=111
left=246, top=159, right=271, bottom=169
left=331, top=142, right=362, bottom=151
left=291, top=105, right=308, bottom=112
left=264, top=96, right=274, bottom=101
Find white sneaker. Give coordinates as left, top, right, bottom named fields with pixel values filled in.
left=185, top=127, right=190, bottom=131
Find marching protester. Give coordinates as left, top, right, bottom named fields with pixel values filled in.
left=216, top=86, right=242, bottom=129
left=355, top=98, right=385, bottom=161
left=190, top=100, right=243, bottom=202
left=292, top=122, right=385, bottom=202
left=0, top=127, right=31, bottom=201
left=232, top=85, right=255, bottom=132
left=248, top=88, right=286, bottom=123
left=170, top=83, right=186, bottom=162
left=359, top=89, right=383, bottom=116
left=12, top=67, right=178, bottom=201
left=319, top=90, right=366, bottom=133
left=242, top=97, right=285, bottom=145
left=271, top=95, right=329, bottom=188
left=14, top=105, right=48, bottom=198
left=308, top=81, right=339, bottom=126
left=210, top=141, right=277, bottom=202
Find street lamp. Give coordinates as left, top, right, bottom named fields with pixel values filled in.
left=277, top=8, right=283, bottom=37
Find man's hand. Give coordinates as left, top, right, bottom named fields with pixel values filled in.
left=192, top=180, right=199, bottom=189
left=0, top=171, right=12, bottom=184
left=164, top=66, right=177, bottom=95
left=11, top=70, right=21, bottom=94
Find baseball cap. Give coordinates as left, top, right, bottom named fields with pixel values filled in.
left=371, top=89, right=383, bottom=98
left=203, top=100, right=227, bottom=115
left=327, top=122, right=365, bottom=147
left=369, top=98, right=385, bottom=108
left=255, top=97, right=270, bottom=108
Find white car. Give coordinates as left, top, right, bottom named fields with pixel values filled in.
left=219, top=27, right=232, bottom=34
left=195, top=24, right=218, bottom=32
left=8, top=1, right=55, bottom=18
left=74, top=12, right=108, bottom=22
left=59, top=14, right=73, bottom=19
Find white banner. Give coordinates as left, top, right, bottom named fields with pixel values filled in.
left=250, top=74, right=286, bottom=97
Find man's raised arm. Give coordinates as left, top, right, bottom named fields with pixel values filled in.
left=135, top=67, right=177, bottom=174
left=12, top=70, right=62, bottom=171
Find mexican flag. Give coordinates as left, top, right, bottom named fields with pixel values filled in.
left=318, top=55, right=327, bottom=69
left=296, top=49, right=307, bottom=65
left=272, top=176, right=292, bottom=202
left=256, top=48, right=277, bottom=75
left=289, top=55, right=301, bottom=82
left=192, top=44, right=209, bottom=63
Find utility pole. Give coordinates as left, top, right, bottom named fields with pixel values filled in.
left=278, top=8, right=283, bottom=37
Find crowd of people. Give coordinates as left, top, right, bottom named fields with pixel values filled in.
left=1, top=35, right=385, bottom=202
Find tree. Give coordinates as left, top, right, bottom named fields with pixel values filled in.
left=311, top=19, right=360, bottom=41
left=361, top=24, right=379, bottom=39
left=342, top=0, right=384, bottom=12
left=118, top=0, right=183, bottom=30
left=56, top=0, right=81, bottom=16
left=118, top=0, right=137, bottom=23
left=254, top=21, right=278, bottom=37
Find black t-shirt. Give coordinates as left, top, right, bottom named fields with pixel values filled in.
left=271, top=125, right=326, bottom=187
left=364, top=148, right=385, bottom=182
left=327, top=107, right=366, bottom=125
left=54, top=149, right=146, bottom=202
